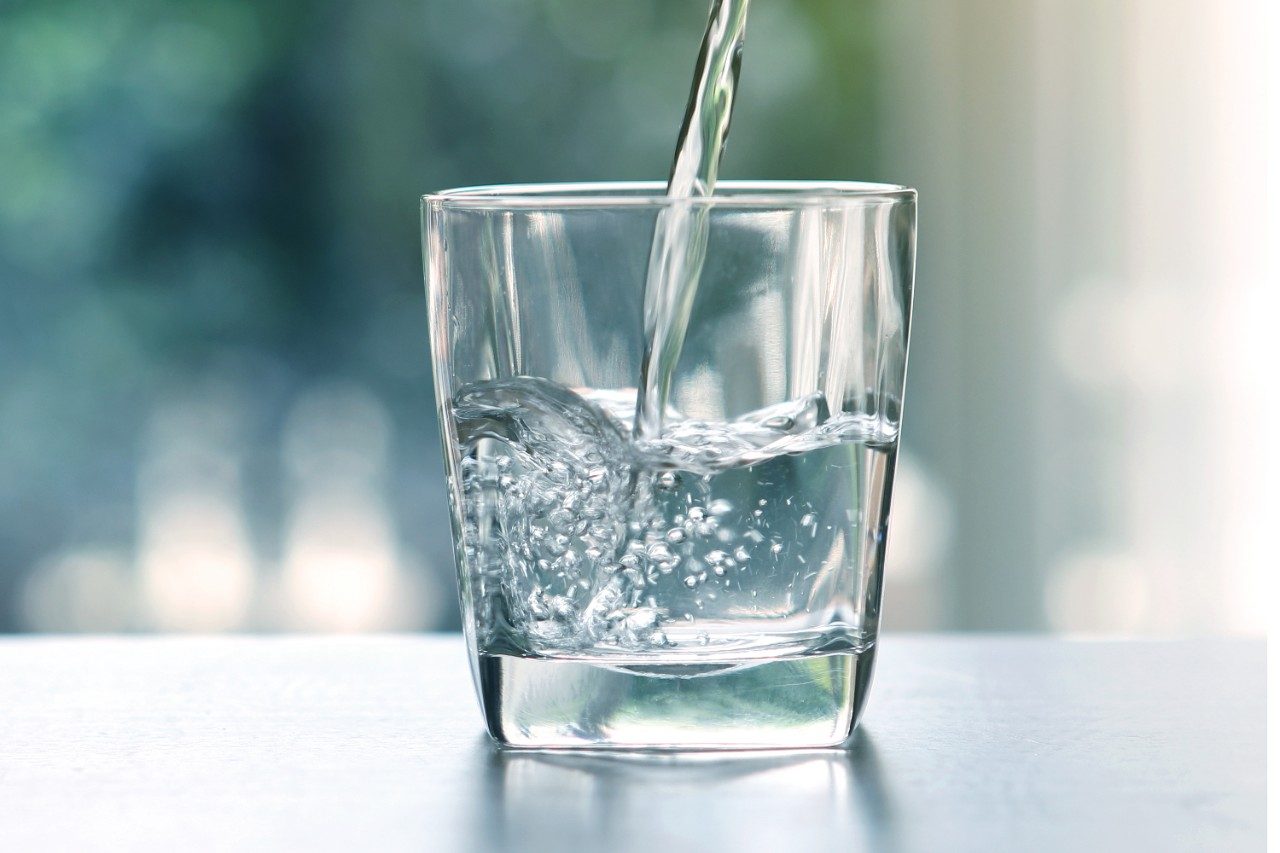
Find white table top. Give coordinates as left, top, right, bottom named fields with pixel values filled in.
left=0, top=635, right=1264, bottom=852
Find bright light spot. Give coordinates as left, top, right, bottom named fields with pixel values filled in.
left=20, top=549, right=134, bottom=632
left=136, top=393, right=255, bottom=632
left=278, top=382, right=430, bottom=631
left=139, top=493, right=256, bottom=632
left=278, top=497, right=426, bottom=632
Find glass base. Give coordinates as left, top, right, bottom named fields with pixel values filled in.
left=476, top=647, right=877, bottom=750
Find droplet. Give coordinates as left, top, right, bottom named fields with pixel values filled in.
left=708, top=499, right=733, bottom=516
left=734, top=547, right=750, bottom=562
left=666, top=528, right=687, bottom=544
left=770, top=542, right=784, bottom=555
left=683, top=575, right=699, bottom=589
left=800, top=513, right=815, bottom=527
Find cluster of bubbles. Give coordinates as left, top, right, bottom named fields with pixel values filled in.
left=454, top=377, right=852, bottom=655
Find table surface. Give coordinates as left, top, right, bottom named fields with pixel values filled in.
left=0, top=635, right=1264, bottom=852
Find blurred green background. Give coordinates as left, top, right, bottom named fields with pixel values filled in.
left=1, top=0, right=1272, bottom=633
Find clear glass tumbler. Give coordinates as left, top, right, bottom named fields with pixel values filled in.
left=423, top=181, right=916, bottom=749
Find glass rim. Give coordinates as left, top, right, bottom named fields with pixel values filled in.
left=424, top=180, right=915, bottom=209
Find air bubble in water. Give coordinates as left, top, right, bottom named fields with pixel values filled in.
left=453, top=376, right=886, bottom=656
left=647, top=542, right=675, bottom=562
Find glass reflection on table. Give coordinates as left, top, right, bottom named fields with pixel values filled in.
left=474, top=733, right=897, bottom=853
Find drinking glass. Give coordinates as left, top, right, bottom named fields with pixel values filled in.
left=423, top=181, right=916, bottom=749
